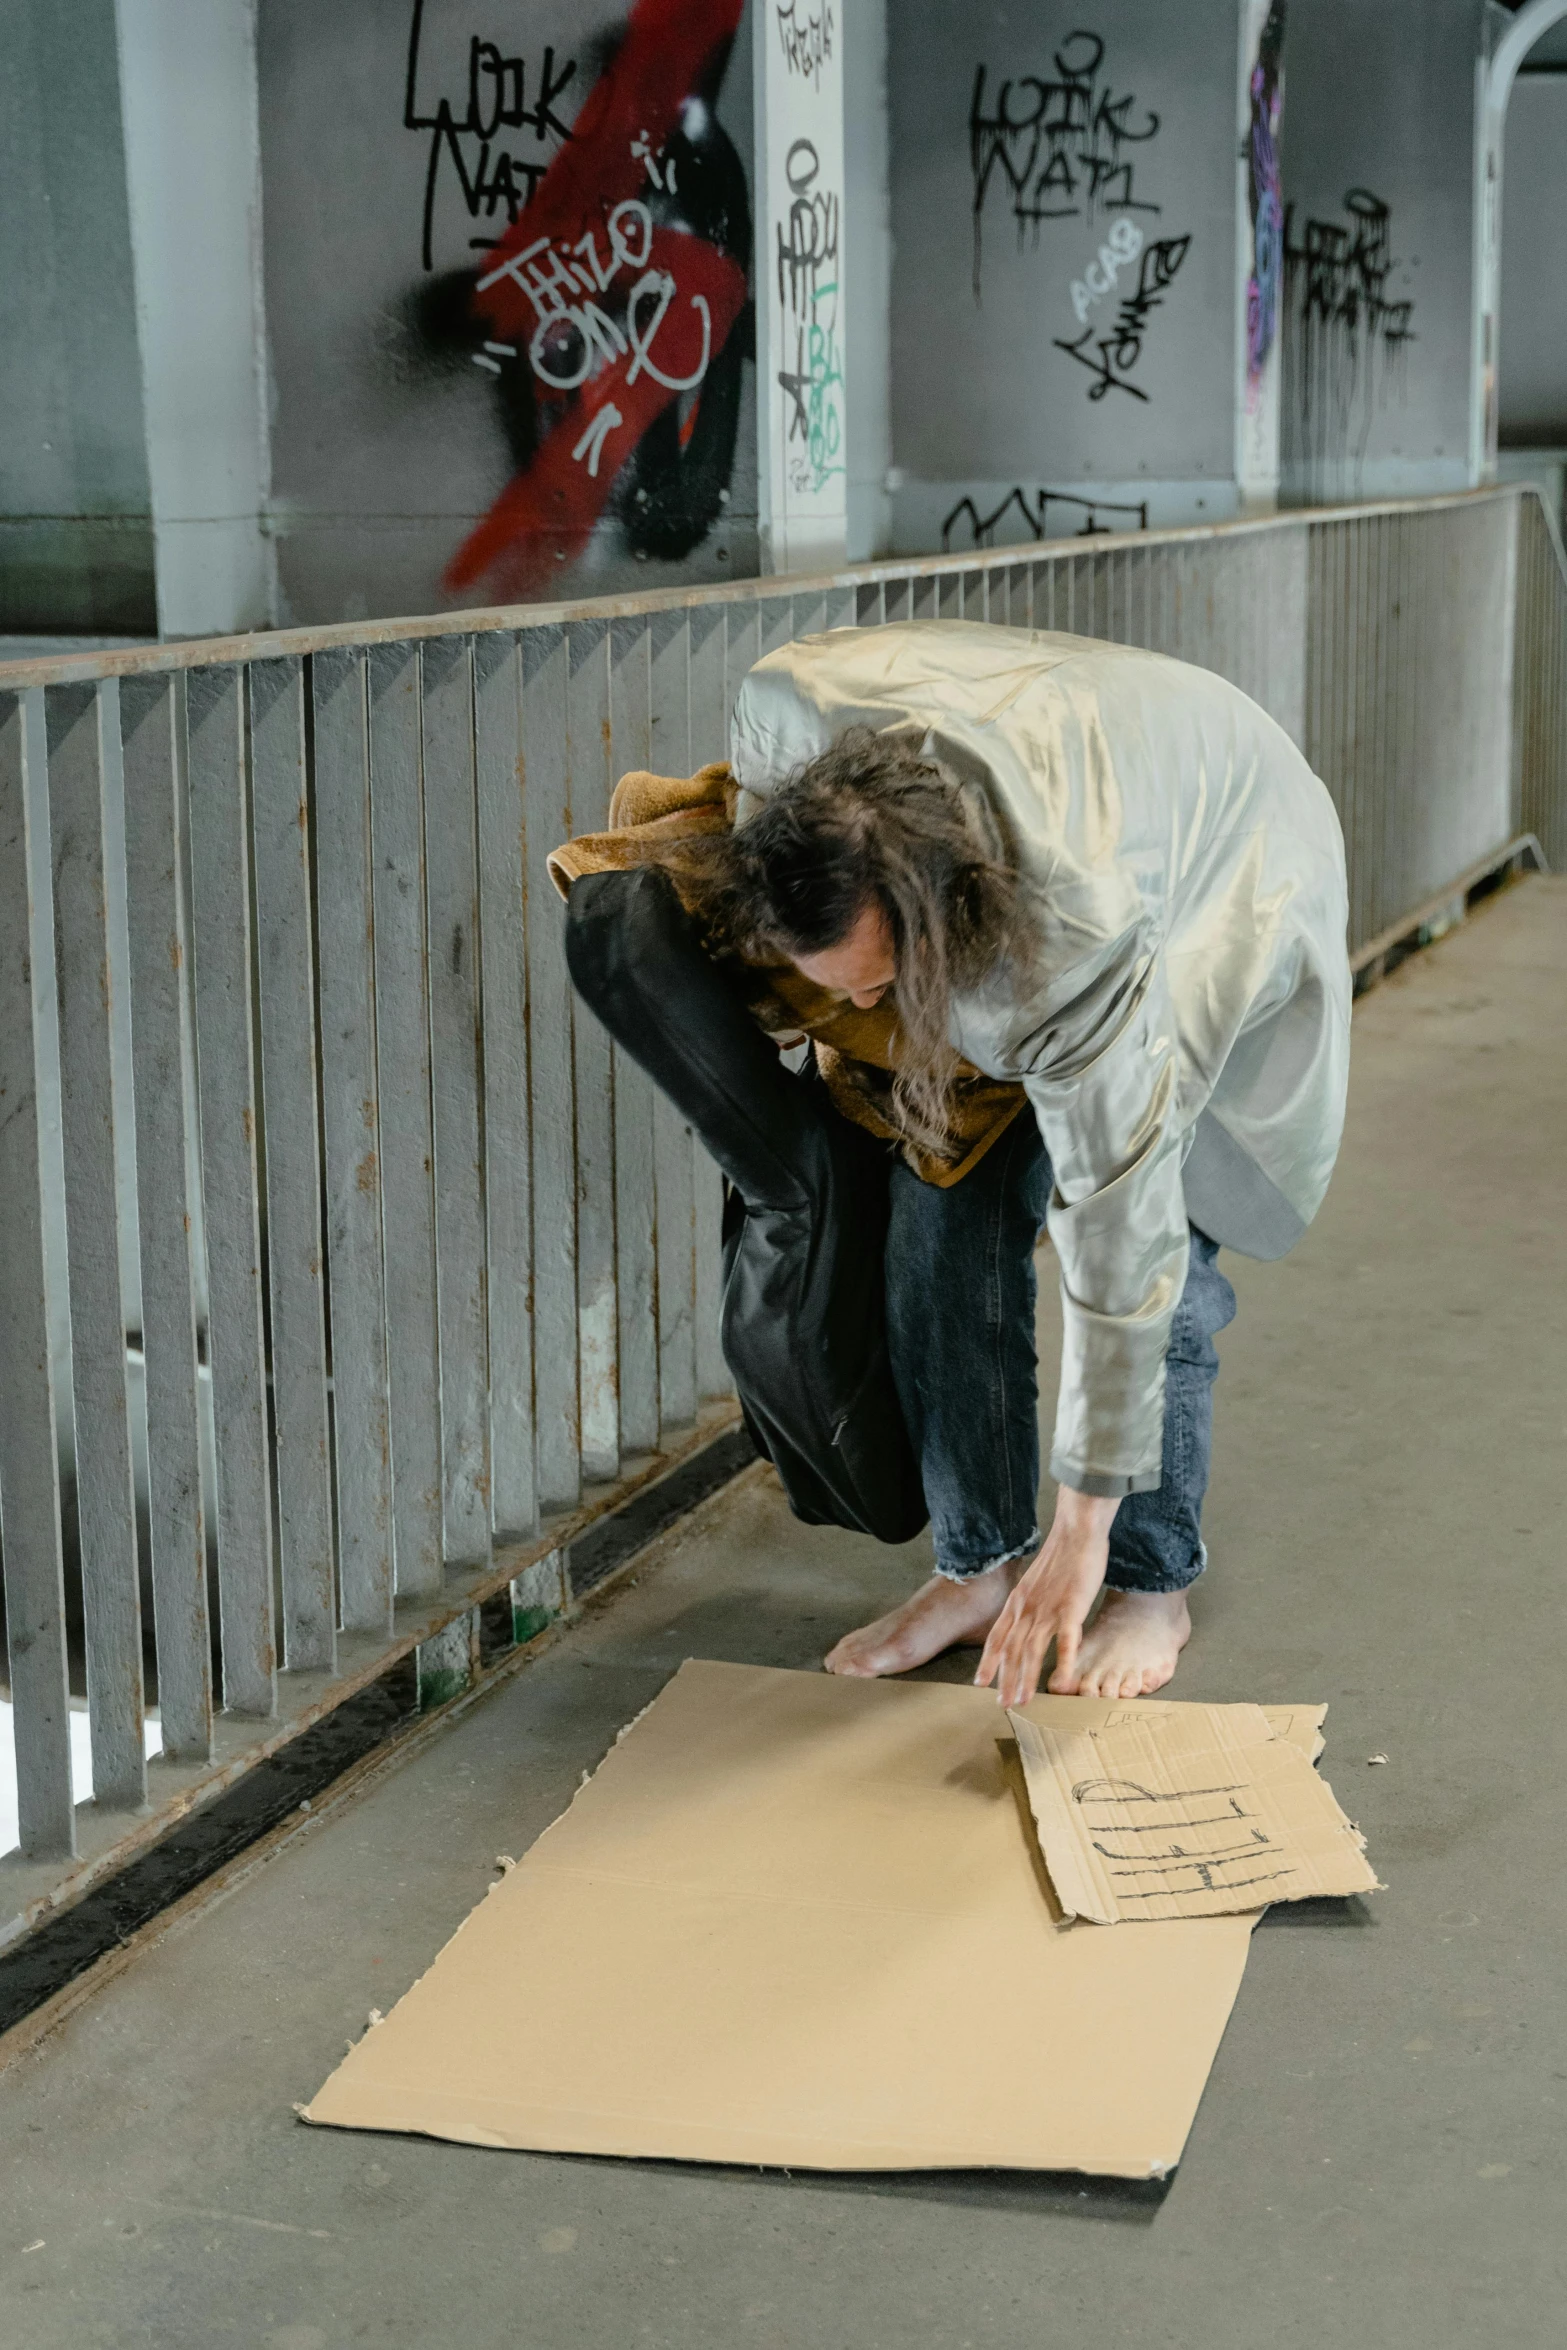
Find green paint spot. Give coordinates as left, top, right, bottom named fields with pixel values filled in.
left=512, top=1604, right=555, bottom=1646
left=418, top=1665, right=469, bottom=1711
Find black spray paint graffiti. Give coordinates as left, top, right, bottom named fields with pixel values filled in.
left=775, top=137, right=844, bottom=496
left=777, top=0, right=833, bottom=86
left=1282, top=188, right=1415, bottom=492
left=1053, top=234, right=1190, bottom=402
left=969, top=32, right=1161, bottom=298
left=405, top=0, right=753, bottom=587
left=403, top=0, right=577, bottom=271
left=941, top=487, right=1150, bottom=552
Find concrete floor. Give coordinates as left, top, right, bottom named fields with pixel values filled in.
left=2, top=878, right=1564, bottom=2350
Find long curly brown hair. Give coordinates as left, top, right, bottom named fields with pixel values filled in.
left=657, top=727, right=1037, bottom=1151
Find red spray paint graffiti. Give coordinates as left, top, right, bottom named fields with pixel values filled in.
left=442, top=0, right=749, bottom=600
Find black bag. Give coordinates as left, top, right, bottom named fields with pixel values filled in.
left=565, top=867, right=928, bottom=1544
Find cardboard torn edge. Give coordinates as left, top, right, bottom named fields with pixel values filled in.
left=300, top=1704, right=658, bottom=2129
left=1005, top=1701, right=1381, bottom=1925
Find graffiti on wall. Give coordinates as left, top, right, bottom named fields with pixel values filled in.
left=403, top=2, right=579, bottom=271
left=1244, top=1, right=1286, bottom=405
left=775, top=135, right=843, bottom=498
left=969, top=33, right=1162, bottom=299
left=941, top=487, right=1150, bottom=550
left=776, top=0, right=833, bottom=88
left=964, top=29, right=1192, bottom=414
left=1282, top=186, right=1415, bottom=494
left=406, top=0, right=752, bottom=601
left=1053, top=230, right=1191, bottom=402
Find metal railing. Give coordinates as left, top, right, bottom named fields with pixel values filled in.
left=1, top=484, right=1563, bottom=1946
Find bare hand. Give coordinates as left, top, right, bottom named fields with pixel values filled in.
left=974, top=1487, right=1121, bottom=1707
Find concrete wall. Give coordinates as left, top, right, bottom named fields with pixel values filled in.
left=1280, top=0, right=1484, bottom=505
left=256, top=0, right=758, bottom=624
left=0, top=0, right=155, bottom=632
left=886, top=0, right=1247, bottom=555
left=844, top=0, right=893, bottom=560
left=1499, top=71, right=1567, bottom=445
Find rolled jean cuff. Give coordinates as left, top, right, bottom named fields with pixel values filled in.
left=933, top=1530, right=1040, bottom=1585
left=1049, top=1451, right=1162, bottom=1500
left=1105, top=1539, right=1209, bottom=1597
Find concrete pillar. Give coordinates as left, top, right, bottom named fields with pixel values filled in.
left=0, top=1, right=155, bottom=633
left=752, top=0, right=849, bottom=573
left=115, top=0, right=272, bottom=636
left=844, top=0, right=893, bottom=561
left=1471, top=0, right=1567, bottom=487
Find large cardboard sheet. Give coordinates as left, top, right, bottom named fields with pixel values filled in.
left=304, top=1665, right=1324, bottom=2178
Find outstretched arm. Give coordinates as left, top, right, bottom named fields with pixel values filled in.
left=972, top=926, right=1188, bottom=1705
left=973, top=1486, right=1119, bottom=1707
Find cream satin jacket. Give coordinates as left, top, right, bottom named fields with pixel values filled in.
left=729, top=621, right=1351, bottom=1499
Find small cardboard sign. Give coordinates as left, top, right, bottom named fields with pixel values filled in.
left=1006, top=1701, right=1381, bottom=1923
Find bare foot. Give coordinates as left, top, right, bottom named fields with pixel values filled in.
left=824, top=1563, right=1018, bottom=1679
left=1051, top=1589, right=1192, bottom=1700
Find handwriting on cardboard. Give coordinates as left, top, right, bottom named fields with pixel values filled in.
left=1005, top=1702, right=1381, bottom=1923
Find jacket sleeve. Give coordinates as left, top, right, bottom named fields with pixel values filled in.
left=1015, top=929, right=1189, bottom=1498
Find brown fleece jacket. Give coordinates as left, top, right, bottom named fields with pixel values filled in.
left=547, top=765, right=1026, bottom=1188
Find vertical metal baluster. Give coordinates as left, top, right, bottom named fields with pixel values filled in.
left=726, top=601, right=762, bottom=730
left=250, top=658, right=335, bottom=1671
left=685, top=607, right=730, bottom=1401
left=0, top=690, right=75, bottom=1855
left=48, top=683, right=147, bottom=1804
left=1326, top=522, right=1351, bottom=926
left=567, top=620, right=618, bottom=1484
left=311, top=649, right=393, bottom=1633
left=1390, top=514, right=1414, bottom=924
left=1364, top=517, right=1386, bottom=941
left=649, top=609, right=697, bottom=1433
left=1279, top=525, right=1309, bottom=748
left=758, top=596, right=794, bottom=667
left=474, top=632, right=536, bottom=1541
left=791, top=590, right=827, bottom=641
left=687, top=606, right=727, bottom=767
left=185, top=665, right=276, bottom=1714
left=883, top=577, right=911, bottom=627
left=521, top=626, right=580, bottom=1511
left=823, top=587, right=857, bottom=632
left=421, top=638, right=491, bottom=1565
left=609, top=618, right=659, bottom=1458
left=1348, top=520, right=1369, bottom=950
left=120, top=675, right=212, bottom=1754
left=367, top=645, right=442, bottom=1597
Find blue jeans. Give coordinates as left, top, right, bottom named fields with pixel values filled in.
left=883, top=1113, right=1237, bottom=1593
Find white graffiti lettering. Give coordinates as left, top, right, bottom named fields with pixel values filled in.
left=476, top=201, right=710, bottom=396
left=625, top=272, right=713, bottom=391
left=1069, top=216, right=1144, bottom=322
left=572, top=404, right=625, bottom=476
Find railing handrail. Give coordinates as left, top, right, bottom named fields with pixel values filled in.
left=0, top=484, right=1547, bottom=695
